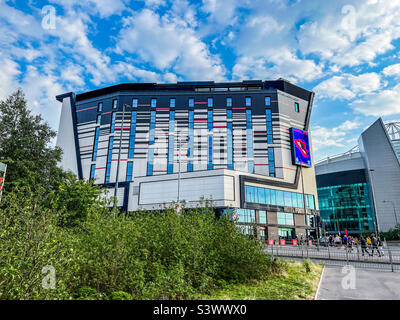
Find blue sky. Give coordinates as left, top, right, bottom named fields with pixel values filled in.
left=1, top=0, right=400, bottom=161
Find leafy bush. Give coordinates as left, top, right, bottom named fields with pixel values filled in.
left=0, top=186, right=281, bottom=300
left=109, top=291, right=132, bottom=300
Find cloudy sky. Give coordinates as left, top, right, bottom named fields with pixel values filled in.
left=1, top=0, right=400, bottom=161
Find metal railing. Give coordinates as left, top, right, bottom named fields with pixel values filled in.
left=264, top=244, right=400, bottom=271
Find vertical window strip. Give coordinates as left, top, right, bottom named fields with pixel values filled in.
left=147, top=111, right=156, bottom=176
left=268, top=147, right=275, bottom=177
left=188, top=110, right=194, bottom=172
left=246, top=109, right=254, bottom=173
left=113, top=99, right=118, bottom=109
left=295, top=102, right=300, bottom=112
left=96, top=114, right=101, bottom=124
left=170, top=98, right=175, bottom=108
left=227, top=110, right=233, bottom=170
left=189, top=98, right=194, bottom=108
left=128, top=112, right=137, bottom=159
left=265, top=96, right=271, bottom=106
left=92, top=127, right=100, bottom=161
left=132, top=98, right=138, bottom=108
left=151, top=98, right=157, bottom=108
left=266, top=109, right=273, bottom=144
left=208, top=110, right=213, bottom=170
left=167, top=111, right=175, bottom=174
left=110, top=112, right=116, bottom=133
left=226, top=97, right=232, bottom=107
left=208, top=97, right=213, bottom=107
left=97, top=102, right=103, bottom=112
left=246, top=97, right=251, bottom=107
left=105, top=137, right=114, bottom=184
left=90, top=164, right=96, bottom=181
left=126, top=161, right=133, bottom=182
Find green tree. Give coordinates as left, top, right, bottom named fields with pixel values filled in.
left=0, top=89, right=66, bottom=193
left=53, top=174, right=105, bottom=228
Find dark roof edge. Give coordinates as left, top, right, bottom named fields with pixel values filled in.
left=56, top=80, right=313, bottom=103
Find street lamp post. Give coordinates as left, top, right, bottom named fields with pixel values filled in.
left=383, top=200, right=399, bottom=227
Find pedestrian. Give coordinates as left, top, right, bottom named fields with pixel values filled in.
left=343, top=234, right=348, bottom=249
left=371, top=235, right=382, bottom=257
left=334, top=234, right=341, bottom=248
left=377, top=237, right=384, bottom=256
left=360, top=236, right=372, bottom=257
left=329, top=235, right=333, bottom=246
left=366, top=235, right=372, bottom=248
left=347, top=236, right=353, bottom=253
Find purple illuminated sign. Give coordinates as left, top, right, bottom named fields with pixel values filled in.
left=290, top=128, right=311, bottom=167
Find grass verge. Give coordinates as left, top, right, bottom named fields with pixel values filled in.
left=195, top=260, right=323, bottom=300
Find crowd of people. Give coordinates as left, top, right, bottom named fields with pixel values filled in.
left=321, top=234, right=385, bottom=257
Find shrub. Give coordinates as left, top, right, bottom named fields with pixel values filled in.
left=109, top=291, right=132, bottom=300
left=0, top=187, right=282, bottom=300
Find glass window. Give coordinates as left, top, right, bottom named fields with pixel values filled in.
left=257, top=187, right=266, bottom=204
left=265, top=97, right=271, bottom=106
left=259, top=210, right=267, bottom=224
left=277, top=212, right=294, bottom=226
left=226, top=97, right=232, bottom=107
left=170, top=98, right=175, bottom=108
left=307, top=194, right=315, bottom=210
left=270, top=189, right=276, bottom=205
left=265, top=188, right=271, bottom=205
left=284, top=191, right=292, bottom=207
left=245, top=97, right=251, bottom=106
left=276, top=190, right=284, bottom=206
left=96, top=114, right=101, bottom=125
left=110, top=112, right=116, bottom=133
left=126, top=161, right=133, bottom=182
left=151, top=98, right=157, bottom=108
left=268, top=148, right=275, bottom=177
left=295, top=102, right=300, bottom=113
left=113, top=99, right=118, bottom=109
left=297, top=193, right=304, bottom=208
left=132, top=98, right=138, bottom=108
left=189, top=98, right=194, bottom=107
left=89, top=164, right=96, bottom=181
left=291, top=192, right=298, bottom=208
left=208, top=97, right=213, bottom=107
left=97, top=102, right=103, bottom=112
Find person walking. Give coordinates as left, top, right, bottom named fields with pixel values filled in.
left=360, top=236, right=372, bottom=257
left=329, top=235, right=333, bottom=247
left=377, top=237, right=385, bottom=256
left=334, top=234, right=341, bottom=248
left=347, top=236, right=353, bottom=253
left=366, top=235, right=372, bottom=249
left=371, top=235, right=382, bottom=257
left=343, top=234, right=348, bottom=249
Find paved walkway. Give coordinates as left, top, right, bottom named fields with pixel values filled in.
left=316, top=266, right=400, bottom=300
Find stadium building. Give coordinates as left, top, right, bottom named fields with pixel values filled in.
left=56, top=80, right=320, bottom=241
left=316, top=118, right=400, bottom=235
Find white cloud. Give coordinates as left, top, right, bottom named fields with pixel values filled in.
left=314, top=72, right=381, bottom=100
left=311, top=120, right=361, bottom=152
left=232, top=48, right=323, bottom=83
left=50, top=0, right=127, bottom=18
left=383, top=63, right=400, bottom=78
left=116, top=9, right=226, bottom=80
left=351, top=83, right=400, bottom=116
left=0, top=56, right=21, bottom=99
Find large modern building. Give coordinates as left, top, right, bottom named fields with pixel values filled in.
left=56, top=80, right=320, bottom=241
left=316, top=118, right=400, bottom=235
